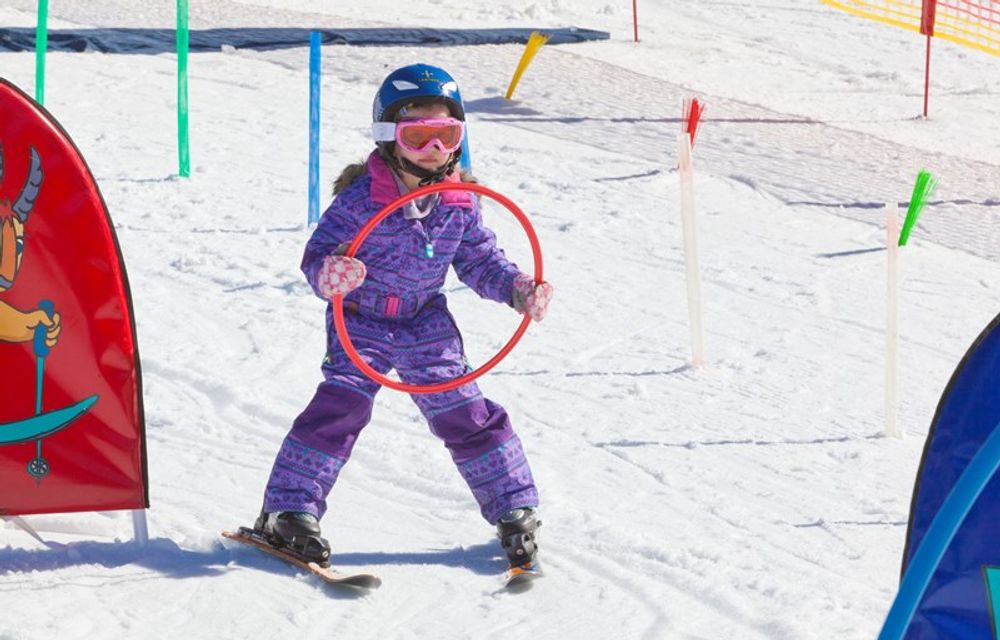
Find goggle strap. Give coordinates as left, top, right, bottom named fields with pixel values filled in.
left=372, top=122, right=397, bottom=142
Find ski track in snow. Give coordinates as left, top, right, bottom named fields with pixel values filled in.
left=2, top=1, right=1000, bottom=638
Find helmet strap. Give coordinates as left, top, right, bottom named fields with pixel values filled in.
left=387, top=148, right=461, bottom=187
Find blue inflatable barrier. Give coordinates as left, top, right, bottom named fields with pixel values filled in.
left=889, top=312, right=1000, bottom=639
left=0, top=26, right=609, bottom=54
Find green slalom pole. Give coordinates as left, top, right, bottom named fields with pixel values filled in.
left=35, top=0, right=49, bottom=104
left=176, top=0, right=191, bottom=177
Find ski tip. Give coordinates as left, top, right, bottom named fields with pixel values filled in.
left=307, top=562, right=383, bottom=590
left=503, top=561, right=543, bottom=588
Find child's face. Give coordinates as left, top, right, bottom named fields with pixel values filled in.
left=394, top=103, right=454, bottom=173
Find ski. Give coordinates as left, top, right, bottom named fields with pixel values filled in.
left=502, top=560, right=543, bottom=588
left=222, top=528, right=381, bottom=590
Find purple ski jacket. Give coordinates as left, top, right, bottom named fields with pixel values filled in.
left=303, top=151, right=522, bottom=320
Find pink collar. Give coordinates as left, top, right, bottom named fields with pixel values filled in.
left=366, top=150, right=473, bottom=209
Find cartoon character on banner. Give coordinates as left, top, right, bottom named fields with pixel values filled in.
left=0, top=144, right=97, bottom=482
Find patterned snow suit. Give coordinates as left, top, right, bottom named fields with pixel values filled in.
left=263, top=151, right=539, bottom=524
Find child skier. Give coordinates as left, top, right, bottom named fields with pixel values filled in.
left=253, top=63, right=553, bottom=572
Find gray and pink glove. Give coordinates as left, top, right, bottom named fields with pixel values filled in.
left=317, top=254, right=366, bottom=299
left=512, top=273, right=553, bottom=321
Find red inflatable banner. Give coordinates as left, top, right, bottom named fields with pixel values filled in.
left=0, top=78, right=147, bottom=516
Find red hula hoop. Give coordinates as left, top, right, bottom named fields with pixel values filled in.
left=332, top=182, right=544, bottom=394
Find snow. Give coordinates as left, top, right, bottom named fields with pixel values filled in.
left=2, top=1, right=1000, bottom=638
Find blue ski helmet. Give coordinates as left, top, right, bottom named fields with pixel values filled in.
left=372, top=63, right=466, bottom=126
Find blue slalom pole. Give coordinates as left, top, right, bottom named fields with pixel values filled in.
left=308, top=32, right=321, bottom=226
left=878, top=420, right=1000, bottom=640
left=459, top=128, right=472, bottom=172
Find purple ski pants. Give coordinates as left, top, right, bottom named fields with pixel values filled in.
left=263, top=296, right=538, bottom=525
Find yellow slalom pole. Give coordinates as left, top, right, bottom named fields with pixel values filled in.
left=505, top=31, right=550, bottom=100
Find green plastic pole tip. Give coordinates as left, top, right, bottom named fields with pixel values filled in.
left=898, top=170, right=938, bottom=247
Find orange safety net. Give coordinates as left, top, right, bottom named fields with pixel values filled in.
left=821, top=0, right=1000, bottom=56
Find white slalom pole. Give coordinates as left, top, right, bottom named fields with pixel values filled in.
left=678, top=132, right=705, bottom=368
left=885, top=201, right=900, bottom=438
left=132, top=509, right=149, bottom=547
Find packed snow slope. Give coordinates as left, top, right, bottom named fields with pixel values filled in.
left=2, top=1, right=999, bottom=639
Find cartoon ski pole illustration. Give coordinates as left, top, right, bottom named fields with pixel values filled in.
left=27, top=299, right=54, bottom=480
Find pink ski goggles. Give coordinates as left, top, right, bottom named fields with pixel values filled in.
left=372, top=117, right=465, bottom=154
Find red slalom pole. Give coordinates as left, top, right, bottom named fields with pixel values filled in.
left=920, top=0, right=937, bottom=118
left=632, top=0, right=639, bottom=42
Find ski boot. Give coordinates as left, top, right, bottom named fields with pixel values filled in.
left=496, top=507, right=541, bottom=568
left=253, top=511, right=332, bottom=567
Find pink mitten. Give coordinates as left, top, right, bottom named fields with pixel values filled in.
left=512, top=273, right=554, bottom=322
left=317, top=254, right=366, bottom=298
